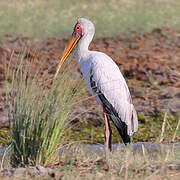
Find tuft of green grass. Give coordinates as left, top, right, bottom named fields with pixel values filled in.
left=0, top=0, right=180, bottom=38
left=0, top=126, right=10, bottom=145
left=5, top=49, right=85, bottom=167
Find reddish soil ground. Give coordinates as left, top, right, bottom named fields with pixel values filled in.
left=0, top=28, right=180, bottom=125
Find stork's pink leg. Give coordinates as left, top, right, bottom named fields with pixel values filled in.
left=103, top=107, right=112, bottom=151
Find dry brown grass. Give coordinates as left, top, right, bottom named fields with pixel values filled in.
left=1, top=143, right=179, bottom=179
left=58, top=144, right=180, bottom=179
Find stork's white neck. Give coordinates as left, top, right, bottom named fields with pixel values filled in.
left=75, top=33, right=93, bottom=63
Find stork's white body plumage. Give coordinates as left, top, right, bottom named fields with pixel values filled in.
left=55, top=18, right=138, bottom=150
left=75, top=18, right=138, bottom=137
left=77, top=50, right=138, bottom=136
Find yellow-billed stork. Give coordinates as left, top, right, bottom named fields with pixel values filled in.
left=54, top=18, right=138, bottom=150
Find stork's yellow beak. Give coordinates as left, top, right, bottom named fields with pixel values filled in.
left=54, top=36, right=79, bottom=79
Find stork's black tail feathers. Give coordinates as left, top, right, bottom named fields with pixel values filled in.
left=99, top=92, right=130, bottom=145
left=107, top=112, right=130, bottom=145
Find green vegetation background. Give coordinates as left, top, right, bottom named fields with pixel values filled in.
left=0, top=0, right=179, bottom=38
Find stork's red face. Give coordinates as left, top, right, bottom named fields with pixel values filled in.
left=73, top=23, right=82, bottom=38
left=54, top=23, right=82, bottom=78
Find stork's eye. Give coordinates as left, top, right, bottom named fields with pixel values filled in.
left=75, top=23, right=82, bottom=37
left=76, top=25, right=80, bottom=30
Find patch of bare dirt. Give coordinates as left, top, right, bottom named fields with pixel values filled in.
left=0, top=28, right=180, bottom=125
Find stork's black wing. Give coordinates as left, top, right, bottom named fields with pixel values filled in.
left=90, top=72, right=130, bottom=144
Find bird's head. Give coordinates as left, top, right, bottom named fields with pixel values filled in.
left=73, top=18, right=95, bottom=39
left=54, top=18, right=95, bottom=79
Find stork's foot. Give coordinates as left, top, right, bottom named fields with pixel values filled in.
left=105, top=129, right=111, bottom=151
